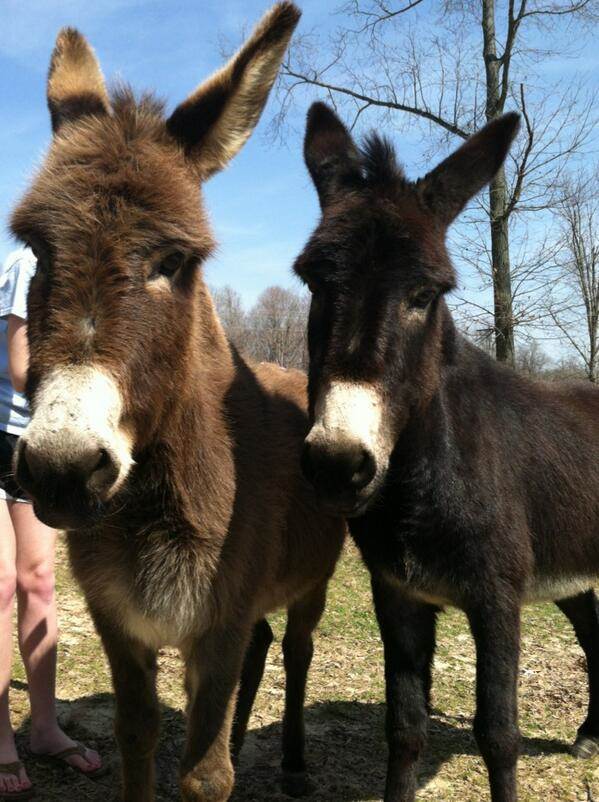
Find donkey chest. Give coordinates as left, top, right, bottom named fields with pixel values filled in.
left=380, top=557, right=459, bottom=607
left=69, top=529, right=217, bottom=649
left=353, top=531, right=460, bottom=607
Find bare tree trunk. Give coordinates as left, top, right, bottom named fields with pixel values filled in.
left=489, top=174, right=515, bottom=364
left=483, top=0, right=515, bottom=365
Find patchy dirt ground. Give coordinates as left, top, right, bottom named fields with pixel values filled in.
left=7, top=539, right=599, bottom=801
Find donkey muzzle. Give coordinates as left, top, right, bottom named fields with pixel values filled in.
left=15, top=437, right=119, bottom=529
left=301, top=439, right=377, bottom=516
left=16, top=364, right=133, bottom=529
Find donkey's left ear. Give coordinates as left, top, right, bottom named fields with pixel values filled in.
left=166, top=2, right=300, bottom=179
left=419, top=113, right=520, bottom=226
left=47, top=28, right=111, bottom=134
left=304, top=102, right=362, bottom=208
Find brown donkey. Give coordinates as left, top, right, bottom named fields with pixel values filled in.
left=296, top=103, right=599, bottom=802
left=9, top=7, right=345, bottom=801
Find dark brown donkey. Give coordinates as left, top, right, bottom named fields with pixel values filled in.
left=296, top=102, right=599, bottom=802
left=9, top=8, right=345, bottom=802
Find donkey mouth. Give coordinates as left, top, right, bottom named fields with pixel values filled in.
left=17, top=466, right=110, bottom=530
left=313, top=482, right=383, bottom=519
left=32, top=496, right=108, bottom=531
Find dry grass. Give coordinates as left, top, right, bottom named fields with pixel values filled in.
left=7, top=539, right=599, bottom=801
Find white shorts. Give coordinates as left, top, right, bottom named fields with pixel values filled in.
left=0, top=487, right=30, bottom=503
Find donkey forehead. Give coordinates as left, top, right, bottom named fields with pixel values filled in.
left=12, top=105, right=211, bottom=249
left=299, top=198, right=453, bottom=286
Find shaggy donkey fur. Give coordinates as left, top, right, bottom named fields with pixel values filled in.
left=10, top=8, right=345, bottom=802
left=297, top=102, right=599, bottom=802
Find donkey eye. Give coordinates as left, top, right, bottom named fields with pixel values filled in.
left=410, top=289, right=437, bottom=309
left=156, top=253, right=185, bottom=279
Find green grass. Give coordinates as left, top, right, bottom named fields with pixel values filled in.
left=7, top=540, right=599, bottom=801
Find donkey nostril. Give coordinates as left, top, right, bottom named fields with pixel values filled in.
left=93, top=448, right=111, bottom=473
left=349, top=449, right=376, bottom=490
left=87, top=447, right=118, bottom=492
left=302, top=440, right=376, bottom=494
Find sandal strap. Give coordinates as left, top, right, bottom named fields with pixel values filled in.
left=49, top=743, right=87, bottom=761
left=0, top=761, right=23, bottom=775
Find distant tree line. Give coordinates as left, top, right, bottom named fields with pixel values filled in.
left=212, top=284, right=310, bottom=370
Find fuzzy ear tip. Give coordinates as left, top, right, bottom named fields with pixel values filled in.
left=55, top=26, right=85, bottom=50
left=270, top=1, right=301, bottom=29
left=306, top=102, right=341, bottom=133
left=500, top=111, right=521, bottom=139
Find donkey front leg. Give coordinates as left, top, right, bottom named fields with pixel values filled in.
left=372, top=576, right=437, bottom=802
left=467, top=600, right=521, bottom=802
left=181, top=627, right=250, bottom=802
left=91, top=611, right=160, bottom=802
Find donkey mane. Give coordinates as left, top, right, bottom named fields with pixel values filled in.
left=360, top=134, right=406, bottom=188
left=109, top=86, right=168, bottom=123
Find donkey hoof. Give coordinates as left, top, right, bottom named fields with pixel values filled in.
left=572, top=734, right=599, bottom=759
left=180, top=766, right=234, bottom=802
left=281, top=770, right=315, bottom=797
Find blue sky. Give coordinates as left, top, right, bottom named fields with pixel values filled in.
left=1, top=0, right=597, bottom=329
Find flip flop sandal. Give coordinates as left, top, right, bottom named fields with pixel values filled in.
left=30, top=744, right=109, bottom=779
left=0, top=761, right=35, bottom=800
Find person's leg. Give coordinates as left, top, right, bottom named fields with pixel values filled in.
left=12, top=501, right=102, bottom=773
left=0, top=496, right=32, bottom=795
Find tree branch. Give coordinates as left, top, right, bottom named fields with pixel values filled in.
left=505, top=84, right=534, bottom=218
left=281, top=66, right=470, bottom=139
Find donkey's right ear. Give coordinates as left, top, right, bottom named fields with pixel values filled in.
left=167, top=2, right=300, bottom=180
left=304, top=103, right=363, bottom=208
left=418, top=113, right=520, bottom=227
left=47, top=28, right=110, bottom=134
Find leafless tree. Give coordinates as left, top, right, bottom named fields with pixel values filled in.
left=515, top=338, right=550, bottom=375
left=274, top=0, right=598, bottom=364
left=211, top=284, right=248, bottom=352
left=545, top=174, right=599, bottom=381
left=543, top=354, right=586, bottom=380
left=213, top=284, right=310, bottom=370
left=246, top=285, right=310, bottom=369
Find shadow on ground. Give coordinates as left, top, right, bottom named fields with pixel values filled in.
left=11, top=683, right=570, bottom=802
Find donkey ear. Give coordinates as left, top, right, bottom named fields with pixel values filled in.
left=419, top=113, right=520, bottom=226
left=47, top=28, right=111, bottom=134
left=166, top=2, right=300, bottom=179
left=304, top=102, right=363, bottom=208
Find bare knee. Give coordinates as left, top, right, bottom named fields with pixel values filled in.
left=17, top=562, right=55, bottom=605
left=0, top=564, right=17, bottom=610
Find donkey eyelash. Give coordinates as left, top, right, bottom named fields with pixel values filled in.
left=409, top=288, right=438, bottom=309
left=148, top=252, right=187, bottom=281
